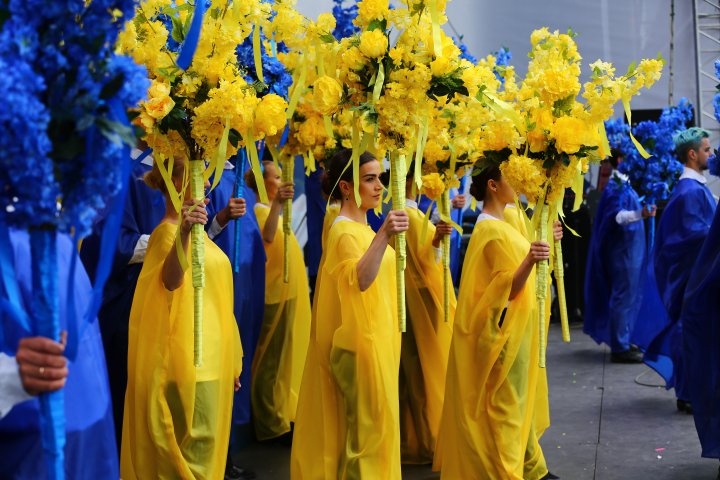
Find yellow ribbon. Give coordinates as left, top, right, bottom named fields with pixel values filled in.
left=245, top=129, right=269, bottom=204
left=419, top=199, right=435, bottom=245
left=253, top=23, right=265, bottom=84
left=286, top=62, right=307, bottom=120
left=428, top=0, right=443, bottom=58
left=305, top=149, right=317, bottom=175
left=622, top=95, right=652, bottom=159
left=205, top=118, right=230, bottom=193
left=372, top=61, right=385, bottom=104
left=482, top=92, right=526, bottom=135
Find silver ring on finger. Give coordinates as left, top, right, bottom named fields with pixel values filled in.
left=39, top=366, right=45, bottom=377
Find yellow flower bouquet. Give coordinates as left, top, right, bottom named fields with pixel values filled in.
left=118, top=0, right=287, bottom=365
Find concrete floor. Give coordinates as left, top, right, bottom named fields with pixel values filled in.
left=234, top=323, right=719, bottom=479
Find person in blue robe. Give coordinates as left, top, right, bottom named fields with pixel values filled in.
left=682, top=206, right=720, bottom=470
left=206, top=160, right=265, bottom=431
left=79, top=148, right=165, bottom=451
left=641, top=127, right=716, bottom=412
left=0, top=229, right=118, bottom=479
left=584, top=154, right=655, bottom=363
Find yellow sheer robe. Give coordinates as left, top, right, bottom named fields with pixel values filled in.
left=121, top=222, right=242, bottom=480
left=504, top=204, right=551, bottom=438
left=434, top=217, right=548, bottom=480
left=312, top=203, right=341, bottom=314
left=291, top=219, right=402, bottom=479
left=400, top=205, right=455, bottom=464
left=252, top=204, right=311, bottom=440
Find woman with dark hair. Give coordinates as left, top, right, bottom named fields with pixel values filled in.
left=246, top=159, right=311, bottom=441
left=291, top=149, right=409, bottom=479
left=434, top=163, right=560, bottom=480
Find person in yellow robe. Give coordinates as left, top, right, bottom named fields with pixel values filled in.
left=121, top=157, right=243, bottom=479
left=502, top=202, right=557, bottom=440
left=246, top=160, right=311, bottom=441
left=434, top=164, right=561, bottom=480
left=291, top=149, right=409, bottom=479
left=399, top=176, right=455, bottom=464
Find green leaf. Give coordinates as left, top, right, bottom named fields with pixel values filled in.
left=171, top=15, right=185, bottom=44
left=626, top=61, right=637, bottom=76
left=319, top=32, right=336, bottom=43
left=367, top=19, right=387, bottom=32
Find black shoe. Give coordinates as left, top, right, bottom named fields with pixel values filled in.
left=225, top=465, right=256, bottom=480
left=629, top=344, right=641, bottom=353
left=610, top=350, right=643, bottom=363
left=541, top=472, right=560, bottom=480
left=716, top=461, right=719, bottom=480
left=676, top=399, right=693, bottom=414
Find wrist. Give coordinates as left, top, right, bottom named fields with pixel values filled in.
left=217, top=208, right=229, bottom=228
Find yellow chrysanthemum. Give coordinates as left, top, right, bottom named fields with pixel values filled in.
left=312, top=76, right=343, bottom=116
left=359, top=30, right=389, bottom=59
left=420, top=172, right=445, bottom=200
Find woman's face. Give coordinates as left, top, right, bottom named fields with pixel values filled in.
left=263, top=162, right=282, bottom=202
left=487, top=174, right=515, bottom=205
left=496, top=175, right=516, bottom=205
left=340, top=159, right=384, bottom=210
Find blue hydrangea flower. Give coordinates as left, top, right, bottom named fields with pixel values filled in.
left=0, top=0, right=148, bottom=237
left=609, top=98, right=693, bottom=203
left=332, top=0, right=359, bottom=39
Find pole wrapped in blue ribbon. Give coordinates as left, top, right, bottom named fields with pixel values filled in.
left=29, top=228, right=65, bottom=480
left=233, top=149, right=248, bottom=273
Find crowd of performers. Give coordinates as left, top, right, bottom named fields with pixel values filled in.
left=1, top=126, right=719, bottom=480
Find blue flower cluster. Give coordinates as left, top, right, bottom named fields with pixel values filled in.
left=607, top=98, right=692, bottom=203
left=493, top=47, right=512, bottom=85
left=236, top=35, right=293, bottom=99
left=332, top=0, right=359, bottom=39
left=0, top=0, right=148, bottom=237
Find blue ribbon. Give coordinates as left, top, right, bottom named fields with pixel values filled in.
left=176, top=0, right=208, bottom=70
left=279, top=125, right=289, bottom=148
left=233, top=149, right=248, bottom=273
left=29, top=228, right=65, bottom=480
left=647, top=194, right=656, bottom=252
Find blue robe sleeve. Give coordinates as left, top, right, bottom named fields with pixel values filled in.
left=0, top=230, right=119, bottom=479
left=682, top=207, right=720, bottom=458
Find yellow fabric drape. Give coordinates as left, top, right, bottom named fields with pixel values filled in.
left=121, top=222, right=242, bottom=480
left=291, top=219, right=402, bottom=480
left=311, top=203, right=341, bottom=317
left=252, top=204, right=311, bottom=440
left=400, top=206, right=455, bottom=464
left=434, top=218, right=548, bottom=480
left=503, top=205, right=550, bottom=436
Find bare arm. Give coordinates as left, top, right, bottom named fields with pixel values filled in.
left=262, top=182, right=294, bottom=243
left=357, top=210, right=409, bottom=291
left=162, top=198, right=208, bottom=291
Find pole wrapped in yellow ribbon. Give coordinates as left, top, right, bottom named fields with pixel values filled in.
left=555, top=236, right=570, bottom=342
left=190, top=160, right=205, bottom=367
left=439, top=190, right=451, bottom=323
left=281, top=155, right=294, bottom=283
left=535, top=203, right=549, bottom=369
left=390, top=153, right=407, bottom=332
